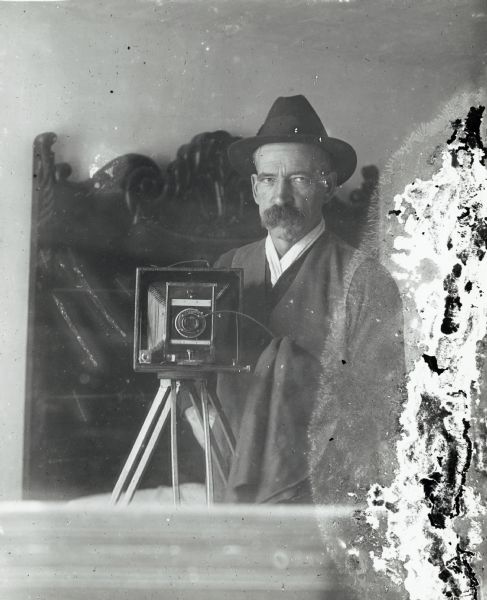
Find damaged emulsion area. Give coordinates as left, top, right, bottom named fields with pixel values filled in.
left=417, top=391, right=478, bottom=596
left=419, top=106, right=486, bottom=598
left=443, top=106, right=487, bottom=336
left=370, top=104, right=487, bottom=600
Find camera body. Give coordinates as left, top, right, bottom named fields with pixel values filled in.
left=147, top=281, right=216, bottom=364
left=134, top=267, right=243, bottom=373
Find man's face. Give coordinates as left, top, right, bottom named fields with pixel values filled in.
left=251, top=143, right=335, bottom=243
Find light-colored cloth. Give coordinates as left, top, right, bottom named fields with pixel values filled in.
left=265, top=218, right=325, bottom=286
left=69, top=483, right=207, bottom=506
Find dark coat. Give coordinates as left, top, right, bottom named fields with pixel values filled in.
left=214, top=229, right=406, bottom=504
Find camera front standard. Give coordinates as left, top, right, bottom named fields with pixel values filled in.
left=134, top=267, right=243, bottom=373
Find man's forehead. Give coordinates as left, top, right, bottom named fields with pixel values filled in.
left=253, top=143, right=331, bottom=171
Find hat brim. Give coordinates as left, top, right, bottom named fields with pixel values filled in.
left=228, top=135, right=357, bottom=186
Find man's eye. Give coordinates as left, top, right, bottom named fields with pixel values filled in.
left=259, top=177, right=276, bottom=184
left=291, top=176, right=309, bottom=185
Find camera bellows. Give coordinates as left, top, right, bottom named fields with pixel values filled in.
left=147, top=283, right=167, bottom=352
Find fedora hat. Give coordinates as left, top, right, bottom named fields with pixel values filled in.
left=228, top=95, right=357, bottom=186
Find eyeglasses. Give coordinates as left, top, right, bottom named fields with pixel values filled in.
left=254, top=173, right=329, bottom=194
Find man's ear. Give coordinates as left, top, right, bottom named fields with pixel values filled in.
left=251, top=174, right=260, bottom=204
left=321, top=171, right=337, bottom=203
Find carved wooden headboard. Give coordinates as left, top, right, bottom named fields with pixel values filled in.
left=25, top=131, right=377, bottom=499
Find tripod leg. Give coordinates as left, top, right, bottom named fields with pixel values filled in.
left=170, top=380, right=180, bottom=504
left=185, top=382, right=227, bottom=484
left=207, top=388, right=236, bottom=455
left=200, top=380, right=214, bottom=504
left=121, top=385, right=172, bottom=505
left=111, top=381, right=171, bottom=505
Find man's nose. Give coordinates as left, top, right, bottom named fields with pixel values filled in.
left=272, top=176, right=293, bottom=205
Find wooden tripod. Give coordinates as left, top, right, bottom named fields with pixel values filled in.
left=111, top=376, right=236, bottom=506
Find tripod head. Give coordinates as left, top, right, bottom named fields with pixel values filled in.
left=154, top=363, right=251, bottom=381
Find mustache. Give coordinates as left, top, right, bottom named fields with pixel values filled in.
left=261, top=204, right=306, bottom=229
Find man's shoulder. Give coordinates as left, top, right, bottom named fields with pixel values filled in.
left=321, top=229, right=357, bottom=257
left=340, top=244, right=400, bottom=303
left=316, top=229, right=369, bottom=273
left=215, top=237, right=265, bottom=268
left=319, top=230, right=398, bottom=293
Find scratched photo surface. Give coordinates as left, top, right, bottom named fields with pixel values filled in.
left=0, top=1, right=486, bottom=599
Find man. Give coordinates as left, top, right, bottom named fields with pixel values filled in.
left=187, top=95, right=405, bottom=505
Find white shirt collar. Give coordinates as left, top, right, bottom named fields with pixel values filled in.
left=265, top=219, right=325, bottom=286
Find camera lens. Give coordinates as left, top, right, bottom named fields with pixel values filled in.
left=174, top=308, right=207, bottom=338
